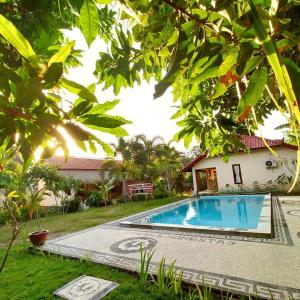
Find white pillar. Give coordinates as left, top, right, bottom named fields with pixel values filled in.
left=192, top=168, right=198, bottom=196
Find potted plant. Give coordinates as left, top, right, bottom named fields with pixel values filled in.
left=27, top=188, right=49, bottom=246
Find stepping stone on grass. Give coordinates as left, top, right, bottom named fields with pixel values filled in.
left=54, top=275, right=119, bottom=300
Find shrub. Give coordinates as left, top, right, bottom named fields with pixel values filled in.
left=153, top=181, right=169, bottom=199
left=65, top=197, right=82, bottom=213
left=87, top=190, right=105, bottom=207
left=0, top=210, right=10, bottom=225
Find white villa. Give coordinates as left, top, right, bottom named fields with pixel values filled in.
left=182, top=136, right=298, bottom=194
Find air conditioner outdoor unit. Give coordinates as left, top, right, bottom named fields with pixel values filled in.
left=265, top=159, right=278, bottom=168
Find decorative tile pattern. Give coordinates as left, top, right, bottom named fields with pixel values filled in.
left=44, top=243, right=300, bottom=300
left=54, top=275, right=118, bottom=300
left=110, top=237, right=157, bottom=254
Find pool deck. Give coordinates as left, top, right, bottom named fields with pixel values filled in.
left=41, top=196, right=300, bottom=299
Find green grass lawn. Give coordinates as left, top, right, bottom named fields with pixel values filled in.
left=0, top=196, right=188, bottom=300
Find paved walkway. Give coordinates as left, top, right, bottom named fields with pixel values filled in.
left=42, top=197, right=300, bottom=299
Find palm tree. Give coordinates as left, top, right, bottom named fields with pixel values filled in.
left=22, top=188, right=47, bottom=221
left=275, top=123, right=299, bottom=145
left=99, top=158, right=138, bottom=198
left=112, top=138, right=133, bottom=162
left=134, top=134, right=164, bottom=161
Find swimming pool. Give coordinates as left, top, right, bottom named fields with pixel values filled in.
left=121, top=194, right=272, bottom=237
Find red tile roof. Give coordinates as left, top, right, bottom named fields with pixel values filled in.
left=181, top=135, right=297, bottom=172
left=241, top=135, right=284, bottom=149
left=44, top=157, right=105, bottom=170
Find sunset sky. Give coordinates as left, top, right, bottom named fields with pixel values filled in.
left=58, top=29, right=286, bottom=158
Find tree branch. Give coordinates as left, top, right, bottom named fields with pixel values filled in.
left=162, top=0, right=203, bottom=24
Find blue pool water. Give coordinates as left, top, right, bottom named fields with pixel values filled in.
left=144, top=195, right=265, bottom=229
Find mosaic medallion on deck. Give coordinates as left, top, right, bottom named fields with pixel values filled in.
left=54, top=275, right=118, bottom=300
left=110, top=237, right=157, bottom=254
left=287, top=210, right=300, bottom=218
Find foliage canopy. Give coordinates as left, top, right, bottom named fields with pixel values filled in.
left=0, top=0, right=299, bottom=185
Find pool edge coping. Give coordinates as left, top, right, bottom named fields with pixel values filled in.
left=119, top=194, right=272, bottom=238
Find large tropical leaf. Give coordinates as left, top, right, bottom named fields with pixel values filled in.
left=283, top=57, right=300, bottom=107
left=237, top=67, right=267, bottom=122
left=48, top=41, right=75, bottom=66
left=84, top=125, right=128, bottom=136
left=79, top=0, right=99, bottom=47
left=79, top=114, right=130, bottom=128
left=63, top=123, right=90, bottom=141
left=15, top=78, right=42, bottom=108
left=43, top=63, right=63, bottom=88
left=0, top=14, right=38, bottom=67
left=247, top=0, right=300, bottom=125
left=61, top=78, right=97, bottom=102
left=85, top=99, right=120, bottom=115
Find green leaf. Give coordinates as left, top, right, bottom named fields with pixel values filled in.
left=190, top=50, right=238, bottom=84
left=85, top=99, right=120, bottom=115
left=181, top=21, right=196, bottom=35
left=171, top=109, right=184, bottom=120
left=190, top=66, right=219, bottom=84
left=89, top=140, right=97, bottom=154
left=183, top=134, right=192, bottom=149
left=80, top=114, right=130, bottom=128
left=72, top=100, right=94, bottom=116
left=113, top=74, right=126, bottom=95
left=40, top=146, right=57, bottom=159
left=85, top=125, right=128, bottom=136
left=48, top=41, right=75, bottom=66
left=211, top=81, right=227, bottom=99
left=95, top=0, right=112, bottom=4
left=95, top=138, right=114, bottom=156
left=237, top=67, right=267, bottom=118
left=52, top=129, right=69, bottom=160
left=63, top=123, right=91, bottom=141
left=218, top=50, right=238, bottom=77
left=0, top=76, right=10, bottom=97
left=236, top=43, right=253, bottom=76
left=61, top=78, right=97, bottom=102
left=43, top=63, right=63, bottom=88
left=241, top=56, right=263, bottom=76
left=215, top=0, right=232, bottom=10
left=0, top=65, right=21, bottom=83
left=0, top=14, right=38, bottom=67
left=167, top=30, right=179, bottom=46
left=79, top=0, right=99, bottom=47
left=283, top=57, right=300, bottom=107
left=16, top=78, right=42, bottom=108
left=75, top=140, right=87, bottom=152
left=247, top=0, right=300, bottom=125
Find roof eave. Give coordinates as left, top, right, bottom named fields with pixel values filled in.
left=180, top=143, right=298, bottom=172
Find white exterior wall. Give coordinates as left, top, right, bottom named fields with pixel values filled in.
left=192, top=147, right=298, bottom=192
left=59, top=170, right=100, bottom=183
